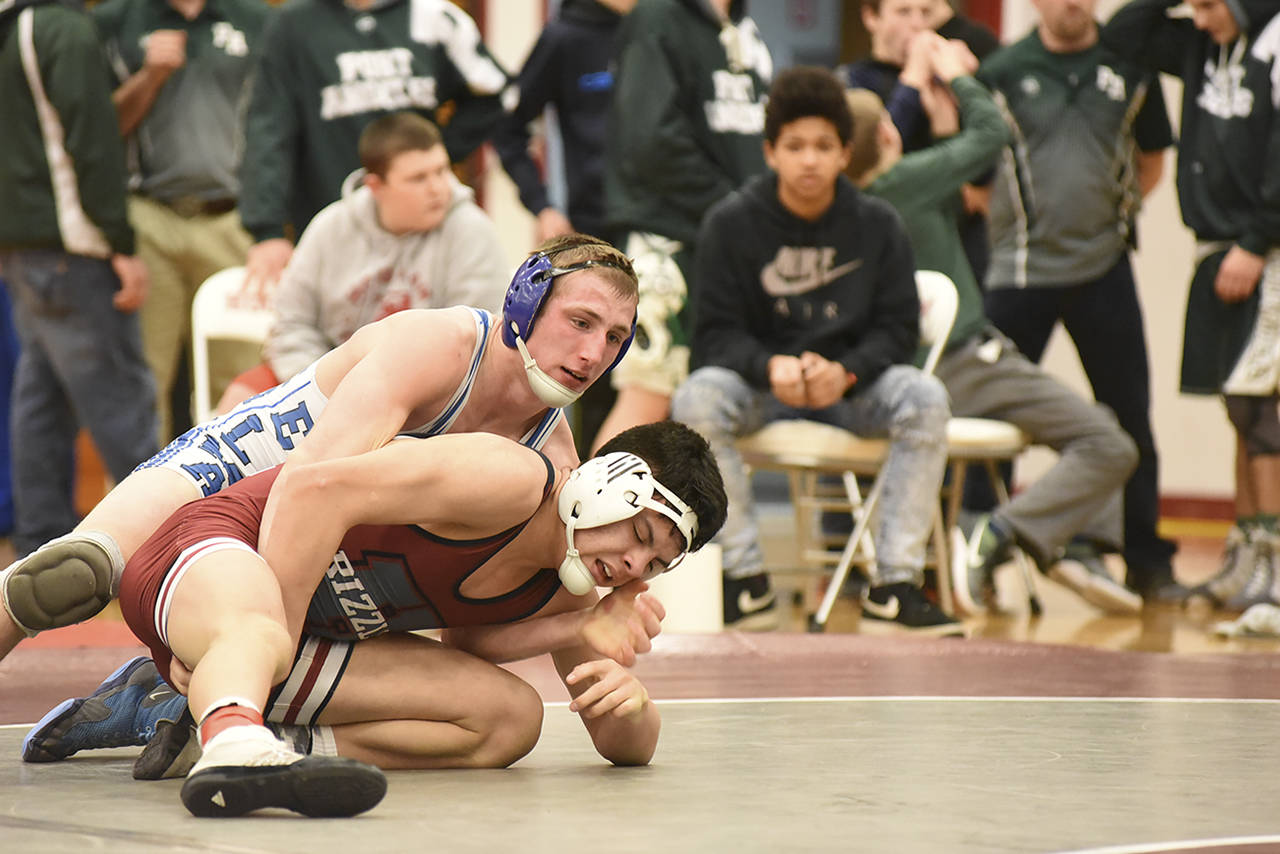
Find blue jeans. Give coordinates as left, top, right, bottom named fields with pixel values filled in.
left=671, top=365, right=950, bottom=587
left=1, top=250, right=158, bottom=555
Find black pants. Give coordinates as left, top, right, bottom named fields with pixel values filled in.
left=983, top=254, right=1177, bottom=583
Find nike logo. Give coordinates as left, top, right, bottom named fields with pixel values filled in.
left=821, top=258, right=863, bottom=283
left=146, top=688, right=172, bottom=703
left=738, top=589, right=776, bottom=615
left=760, top=247, right=864, bottom=296
left=966, top=525, right=987, bottom=569
left=861, top=594, right=900, bottom=620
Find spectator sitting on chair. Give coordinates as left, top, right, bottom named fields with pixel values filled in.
left=215, top=113, right=507, bottom=412
left=669, top=66, right=958, bottom=636
left=237, top=0, right=510, bottom=300
left=843, top=43, right=1142, bottom=615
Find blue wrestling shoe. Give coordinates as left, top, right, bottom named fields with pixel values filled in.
left=22, top=656, right=189, bottom=762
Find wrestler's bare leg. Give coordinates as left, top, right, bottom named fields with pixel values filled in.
left=0, top=467, right=201, bottom=659
left=319, top=633, right=544, bottom=770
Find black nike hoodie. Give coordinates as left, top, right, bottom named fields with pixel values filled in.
left=689, top=172, right=919, bottom=396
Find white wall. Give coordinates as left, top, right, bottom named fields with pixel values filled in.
left=479, top=0, right=1235, bottom=503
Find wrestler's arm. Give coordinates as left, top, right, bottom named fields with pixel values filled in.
left=443, top=579, right=666, bottom=667
left=288, top=309, right=480, bottom=467
left=551, top=641, right=661, bottom=766
left=258, top=433, right=548, bottom=642
left=539, top=417, right=581, bottom=468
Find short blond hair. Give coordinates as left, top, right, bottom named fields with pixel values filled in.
left=844, top=89, right=887, bottom=183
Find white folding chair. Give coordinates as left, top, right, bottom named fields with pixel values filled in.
left=737, top=270, right=957, bottom=631
left=190, top=267, right=274, bottom=424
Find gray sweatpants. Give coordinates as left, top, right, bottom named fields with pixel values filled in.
left=935, top=329, right=1138, bottom=565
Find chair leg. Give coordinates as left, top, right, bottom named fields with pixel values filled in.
left=810, top=472, right=884, bottom=631
left=931, top=503, right=953, bottom=615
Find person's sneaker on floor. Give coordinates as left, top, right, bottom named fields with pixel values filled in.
left=861, top=581, right=965, bottom=637
left=180, top=725, right=386, bottom=818
left=1125, top=566, right=1189, bottom=604
left=1187, top=524, right=1257, bottom=609
left=134, top=707, right=201, bottom=780
left=1221, top=529, right=1277, bottom=613
left=951, top=514, right=1012, bottom=616
left=1046, top=542, right=1142, bottom=615
left=23, top=656, right=188, bottom=762
left=723, top=572, right=778, bottom=630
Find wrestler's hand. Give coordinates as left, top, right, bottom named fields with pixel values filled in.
left=1215, top=245, right=1265, bottom=303
left=566, top=658, right=650, bottom=720
left=579, top=580, right=665, bottom=667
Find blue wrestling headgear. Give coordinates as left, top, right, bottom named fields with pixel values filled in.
left=502, top=252, right=637, bottom=408
left=556, top=452, right=699, bottom=596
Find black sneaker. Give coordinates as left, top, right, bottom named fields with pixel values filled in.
left=723, top=572, right=779, bottom=631
left=134, top=707, right=200, bottom=780
left=862, top=582, right=966, bottom=637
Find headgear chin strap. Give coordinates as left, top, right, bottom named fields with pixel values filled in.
left=556, top=452, right=699, bottom=596
left=501, top=251, right=637, bottom=407
left=514, top=334, right=582, bottom=408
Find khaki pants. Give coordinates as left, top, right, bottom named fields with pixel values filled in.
left=129, top=196, right=263, bottom=441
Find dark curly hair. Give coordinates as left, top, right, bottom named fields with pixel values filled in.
left=764, top=66, right=855, bottom=145
left=595, top=421, right=727, bottom=553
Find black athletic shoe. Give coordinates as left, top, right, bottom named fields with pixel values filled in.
left=861, top=582, right=965, bottom=637
left=134, top=708, right=200, bottom=780
left=180, top=726, right=386, bottom=818
left=723, top=572, right=778, bottom=630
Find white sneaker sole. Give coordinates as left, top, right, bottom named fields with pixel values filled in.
left=1048, top=561, right=1142, bottom=615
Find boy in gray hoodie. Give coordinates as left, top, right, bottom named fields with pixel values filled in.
left=217, top=113, right=507, bottom=408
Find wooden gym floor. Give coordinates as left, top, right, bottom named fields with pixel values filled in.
left=2, top=517, right=1279, bottom=852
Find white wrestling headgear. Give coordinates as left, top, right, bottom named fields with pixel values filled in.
left=556, top=452, right=699, bottom=595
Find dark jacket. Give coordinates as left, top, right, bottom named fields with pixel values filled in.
left=490, top=0, right=621, bottom=237
left=837, top=59, right=929, bottom=154
left=1101, top=0, right=1280, bottom=253
left=238, top=0, right=509, bottom=242
left=0, top=0, right=134, bottom=255
left=604, top=0, right=770, bottom=244
left=691, top=173, right=919, bottom=393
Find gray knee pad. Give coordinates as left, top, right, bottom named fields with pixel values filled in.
left=1225, top=394, right=1280, bottom=455
left=2, top=532, right=124, bottom=635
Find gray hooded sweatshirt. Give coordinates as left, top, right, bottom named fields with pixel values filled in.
left=264, top=170, right=507, bottom=381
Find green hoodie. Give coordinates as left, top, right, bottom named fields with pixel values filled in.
left=865, top=76, right=1009, bottom=349
left=0, top=0, right=134, bottom=256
